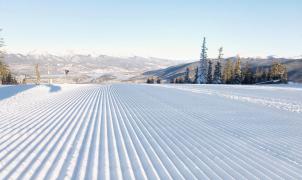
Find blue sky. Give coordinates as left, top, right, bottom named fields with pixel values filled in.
left=0, top=0, right=301, bottom=59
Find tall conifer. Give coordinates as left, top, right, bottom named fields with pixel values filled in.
left=198, top=37, right=208, bottom=84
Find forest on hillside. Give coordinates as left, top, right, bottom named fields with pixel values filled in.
left=147, top=38, right=289, bottom=85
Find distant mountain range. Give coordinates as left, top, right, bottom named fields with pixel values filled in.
left=138, top=57, right=302, bottom=83
left=5, top=53, right=302, bottom=83
left=4, top=53, right=181, bottom=83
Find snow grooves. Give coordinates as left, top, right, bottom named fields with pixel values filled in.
left=0, top=84, right=302, bottom=179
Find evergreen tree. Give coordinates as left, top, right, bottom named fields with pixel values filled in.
left=270, top=62, right=288, bottom=83
left=255, top=66, right=263, bottom=83
left=241, top=62, right=255, bottom=84
left=0, top=30, right=5, bottom=84
left=194, top=67, right=199, bottom=84
left=223, top=59, right=234, bottom=84
left=3, top=72, right=17, bottom=84
left=156, top=78, right=161, bottom=84
left=260, top=69, right=269, bottom=82
left=213, top=47, right=223, bottom=84
left=213, top=62, right=222, bottom=84
left=0, top=59, right=6, bottom=84
left=175, top=77, right=184, bottom=84
left=146, top=77, right=155, bottom=84
left=233, top=55, right=242, bottom=84
left=207, top=60, right=213, bottom=83
left=267, top=68, right=273, bottom=81
left=151, top=77, right=155, bottom=84
left=177, top=77, right=184, bottom=83
left=6, top=72, right=12, bottom=83
left=283, top=66, right=288, bottom=83
left=184, top=67, right=190, bottom=83
left=198, top=37, right=208, bottom=84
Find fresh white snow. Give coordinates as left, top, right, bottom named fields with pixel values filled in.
left=0, top=84, right=302, bottom=179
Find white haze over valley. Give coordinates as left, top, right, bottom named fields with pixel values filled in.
left=4, top=52, right=182, bottom=83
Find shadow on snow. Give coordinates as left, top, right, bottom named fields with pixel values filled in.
left=45, top=84, right=62, bottom=93
left=0, top=85, right=36, bottom=101
left=0, top=84, right=62, bottom=101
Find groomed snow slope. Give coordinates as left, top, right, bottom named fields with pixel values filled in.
left=0, top=84, right=302, bottom=179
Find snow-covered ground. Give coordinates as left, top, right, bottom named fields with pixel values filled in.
left=0, top=84, right=302, bottom=179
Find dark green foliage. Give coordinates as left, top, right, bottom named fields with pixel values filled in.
left=184, top=67, right=191, bottom=83
left=233, top=56, right=242, bottom=84
left=207, top=60, right=213, bottom=84
left=222, top=59, right=234, bottom=84
left=213, top=62, right=222, bottom=84
left=175, top=77, right=184, bottom=84
left=1, top=70, right=18, bottom=84
left=241, top=62, right=255, bottom=84
left=194, top=68, right=199, bottom=84
left=160, top=40, right=288, bottom=85
left=156, top=78, right=161, bottom=84
left=146, top=77, right=155, bottom=84
left=213, top=47, right=223, bottom=84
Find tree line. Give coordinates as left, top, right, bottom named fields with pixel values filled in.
left=146, top=77, right=161, bottom=84
left=148, top=37, right=288, bottom=85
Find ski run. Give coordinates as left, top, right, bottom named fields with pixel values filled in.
left=0, top=84, right=302, bottom=179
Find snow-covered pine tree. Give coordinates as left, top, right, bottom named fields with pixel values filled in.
left=213, top=47, right=223, bottom=84
left=233, top=55, right=242, bottom=84
left=197, top=37, right=208, bottom=84
left=184, top=67, right=190, bottom=83
left=207, top=60, right=213, bottom=83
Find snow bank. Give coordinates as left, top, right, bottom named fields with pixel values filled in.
left=159, top=84, right=302, bottom=113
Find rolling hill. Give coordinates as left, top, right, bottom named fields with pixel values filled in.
left=140, top=57, right=302, bottom=83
